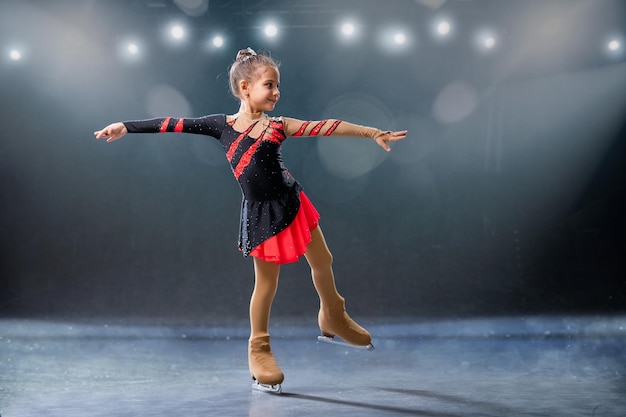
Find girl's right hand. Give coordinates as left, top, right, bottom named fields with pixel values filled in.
left=94, top=122, right=127, bottom=142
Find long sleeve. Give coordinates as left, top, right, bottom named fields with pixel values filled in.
left=282, top=117, right=385, bottom=139
left=123, top=114, right=225, bottom=138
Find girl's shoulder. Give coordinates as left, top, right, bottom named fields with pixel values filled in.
left=207, top=113, right=227, bottom=122
left=269, top=115, right=285, bottom=125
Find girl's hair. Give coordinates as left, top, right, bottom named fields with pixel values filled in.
left=228, top=47, right=279, bottom=99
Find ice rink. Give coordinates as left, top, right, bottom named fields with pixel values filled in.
left=1, top=316, right=624, bottom=417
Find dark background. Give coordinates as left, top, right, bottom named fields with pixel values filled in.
left=1, top=0, right=624, bottom=323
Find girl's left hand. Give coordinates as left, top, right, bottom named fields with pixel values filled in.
left=375, top=130, right=408, bottom=152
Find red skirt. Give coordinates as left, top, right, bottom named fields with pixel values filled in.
left=249, top=191, right=320, bottom=264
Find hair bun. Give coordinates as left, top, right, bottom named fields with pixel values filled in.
left=236, top=47, right=257, bottom=61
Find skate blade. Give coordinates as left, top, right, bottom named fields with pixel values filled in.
left=317, top=335, right=374, bottom=351
left=252, top=380, right=283, bottom=394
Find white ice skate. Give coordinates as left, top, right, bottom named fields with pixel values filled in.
left=317, top=335, right=374, bottom=351
left=252, top=380, right=283, bottom=394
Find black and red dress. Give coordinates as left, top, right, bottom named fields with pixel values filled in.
left=123, top=114, right=383, bottom=264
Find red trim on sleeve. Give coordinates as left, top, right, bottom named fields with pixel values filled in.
left=174, top=118, right=184, bottom=132
left=160, top=117, right=171, bottom=132
left=264, top=121, right=286, bottom=144
left=323, top=120, right=342, bottom=136
left=292, top=121, right=311, bottom=137
left=310, top=120, right=327, bottom=136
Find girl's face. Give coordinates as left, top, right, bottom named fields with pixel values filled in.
left=244, top=66, right=280, bottom=112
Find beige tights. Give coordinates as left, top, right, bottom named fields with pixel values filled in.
left=249, top=257, right=280, bottom=339
left=249, top=226, right=342, bottom=338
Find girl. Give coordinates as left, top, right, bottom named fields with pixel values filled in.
left=94, top=47, right=406, bottom=393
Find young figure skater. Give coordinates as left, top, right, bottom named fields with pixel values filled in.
left=94, top=47, right=406, bottom=393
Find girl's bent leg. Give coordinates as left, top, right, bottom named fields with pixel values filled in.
left=248, top=257, right=284, bottom=385
left=303, top=226, right=341, bottom=307
left=304, top=226, right=372, bottom=347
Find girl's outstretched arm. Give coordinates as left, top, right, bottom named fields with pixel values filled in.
left=94, top=122, right=128, bottom=143
left=282, top=117, right=407, bottom=152
left=95, top=115, right=224, bottom=142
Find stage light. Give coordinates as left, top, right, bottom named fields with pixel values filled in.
left=394, top=32, right=407, bottom=45
left=430, top=16, right=454, bottom=41
left=605, top=36, right=623, bottom=59
left=484, top=36, right=496, bottom=49
left=341, top=22, right=355, bottom=36
left=608, top=39, right=620, bottom=51
left=171, top=24, right=185, bottom=40
left=338, top=19, right=361, bottom=44
left=437, top=20, right=451, bottom=36
left=119, top=40, right=143, bottom=61
left=378, top=26, right=412, bottom=52
left=9, top=50, right=21, bottom=61
left=163, top=22, right=190, bottom=47
left=474, top=30, right=498, bottom=53
left=212, top=36, right=224, bottom=48
left=264, top=24, right=278, bottom=38
left=127, top=43, right=139, bottom=55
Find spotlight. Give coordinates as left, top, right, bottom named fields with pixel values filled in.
left=605, top=36, right=624, bottom=59
left=9, top=50, right=21, bottom=61
left=171, top=25, right=185, bottom=40
left=341, top=22, right=355, bottom=36
left=119, top=39, right=143, bottom=61
left=394, top=32, right=407, bottom=45
left=264, top=24, right=278, bottom=37
left=474, top=30, right=498, bottom=53
left=608, top=39, right=621, bottom=51
left=437, top=20, right=451, bottom=36
left=164, top=22, right=189, bottom=47
left=212, top=36, right=224, bottom=48
left=338, top=19, right=361, bottom=44
left=127, top=43, right=139, bottom=55
left=378, top=27, right=412, bottom=52
left=431, top=17, right=454, bottom=41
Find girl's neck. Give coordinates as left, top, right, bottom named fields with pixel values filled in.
left=237, top=104, right=264, bottom=120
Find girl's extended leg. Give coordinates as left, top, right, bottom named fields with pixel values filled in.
left=304, top=226, right=372, bottom=347
left=248, top=257, right=284, bottom=386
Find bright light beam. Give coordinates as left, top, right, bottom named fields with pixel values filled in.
left=264, top=24, right=278, bottom=37
left=212, top=36, right=224, bottom=48
left=170, top=25, right=185, bottom=40
left=431, top=17, right=454, bottom=42
left=484, top=36, right=496, bottom=49
left=341, top=22, right=355, bottom=36
left=377, top=26, right=412, bottom=53
left=437, top=20, right=451, bottom=36
left=119, top=39, right=143, bottom=61
left=605, top=36, right=623, bottom=59
left=9, top=50, right=21, bottom=61
left=608, top=39, right=621, bottom=51
left=473, top=29, right=498, bottom=53
left=394, top=32, right=407, bottom=45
